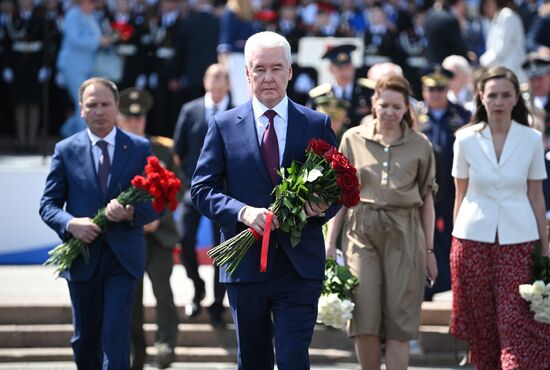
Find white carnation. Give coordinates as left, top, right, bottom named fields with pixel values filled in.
left=306, top=169, right=323, bottom=183
left=532, top=280, right=546, bottom=296
left=519, top=284, right=533, bottom=300
left=317, top=293, right=355, bottom=330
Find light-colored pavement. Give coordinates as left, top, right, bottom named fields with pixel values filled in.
left=0, top=363, right=472, bottom=370
left=0, top=264, right=218, bottom=307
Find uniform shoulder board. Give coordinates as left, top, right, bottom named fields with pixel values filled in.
left=308, top=83, right=332, bottom=98
left=151, top=136, right=174, bottom=148
left=356, top=78, right=376, bottom=90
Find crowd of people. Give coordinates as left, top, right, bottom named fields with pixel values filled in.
left=21, top=0, right=550, bottom=368
left=0, top=0, right=549, bottom=149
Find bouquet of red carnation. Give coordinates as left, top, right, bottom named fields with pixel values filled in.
left=45, top=156, right=181, bottom=276
left=208, top=138, right=360, bottom=275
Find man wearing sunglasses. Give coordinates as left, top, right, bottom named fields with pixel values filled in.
left=417, top=64, right=471, bottom=300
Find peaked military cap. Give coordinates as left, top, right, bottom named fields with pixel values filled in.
left=119, top=88, right=153, bottom=116
left=522, top=53, right=550, bottom=78
left=322, top=44, right=356, bottom=66
left=419, top=64, right=454, bottom=87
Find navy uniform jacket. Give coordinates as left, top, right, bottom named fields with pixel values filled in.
left=419, top=101, right=471, bottom=210
left=307, top=81, right=373, bottom=127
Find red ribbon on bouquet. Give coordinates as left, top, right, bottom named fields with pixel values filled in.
left=249, top=211, right=273, bottom=272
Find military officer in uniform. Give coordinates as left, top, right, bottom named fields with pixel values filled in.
left=308, top=44, right=373, bottom=127
left=521, top=53, right=550, bottom=132
left=147, top=0, right=185, bottom=137
left=111, top=0, right=151, bottom=91
left=4, top=0, right=45, bottom=152
left=117, top=88, right=181, bottom=370
left=313, top=94, right=350, bottom=145
left=521, top=53, right=550, bottom=219
left=417, top=64, right=470, bottom=300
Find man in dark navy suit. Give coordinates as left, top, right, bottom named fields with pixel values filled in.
left=173, top=63, right=232, bottom=327
left=39, top=77, right=158, bottom=370
left=191, top=31, right=340, bottom=370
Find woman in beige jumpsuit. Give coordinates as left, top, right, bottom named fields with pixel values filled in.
left=326, top=75, right=438, bottom=370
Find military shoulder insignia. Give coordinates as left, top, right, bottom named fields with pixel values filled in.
left=151, top=136, right=174, bottom=148
left=356, top=78, right=376, bottom=90
left=309, top=83, right=332, bottom=98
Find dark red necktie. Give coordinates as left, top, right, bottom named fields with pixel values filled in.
left=97, top=140, right=111, bottom=194
left=261, top=110, right=279, bottom=185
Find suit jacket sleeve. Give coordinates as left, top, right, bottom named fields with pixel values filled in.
left=191, top=116, right=247, bottom=234
left=39, top=143, right=73, bottom=240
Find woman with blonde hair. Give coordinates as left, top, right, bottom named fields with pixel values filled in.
left=327, top=74, right=437, bottom=370
left=451, top=66, right=550, bottom=369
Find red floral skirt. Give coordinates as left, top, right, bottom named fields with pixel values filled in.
left=450, top=237, right=550, bottom=370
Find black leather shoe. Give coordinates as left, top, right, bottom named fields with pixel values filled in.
left=208, top=304, right=226, bottom=329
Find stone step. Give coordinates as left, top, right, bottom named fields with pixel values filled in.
left=418, top=325, right=468, bottom=353
left=0, top=301, right=453, bottom=326
left=0, top=323, right=354, bottom=351
left=0, top=346, right=465, bottom=367
left=0, top=305, right=231, bottom=325
left=420, top=301, right=452, bottom=326
left=0, top=346, right=353, bottom=363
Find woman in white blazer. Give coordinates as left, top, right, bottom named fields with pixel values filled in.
left=479, top=0, right=527, bottom=83
left=450, top=66, right=550, bottom=370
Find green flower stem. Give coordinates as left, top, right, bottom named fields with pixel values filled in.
left=45, top=187, right=153, bottom=277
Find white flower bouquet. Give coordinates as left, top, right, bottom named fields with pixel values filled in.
left=317, top=252, right=359, bottom=329
left=519, top=242, right=550, bottom=324
left=519, top=280, right=550, bottom=323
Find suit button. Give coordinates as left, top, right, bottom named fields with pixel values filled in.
left=384, top=146, right=389, bottom=152
left=382, top=161, right=388, bottom=167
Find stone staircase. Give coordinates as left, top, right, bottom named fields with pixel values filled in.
left=0, top=301, right=467, bottom=365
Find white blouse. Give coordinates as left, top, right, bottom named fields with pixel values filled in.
left=452, top=122, right=546, bottom=245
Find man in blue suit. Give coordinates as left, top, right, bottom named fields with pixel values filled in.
left=40, top=77, right=158, bottom=370
left=191, top=31, right=340, bottom=370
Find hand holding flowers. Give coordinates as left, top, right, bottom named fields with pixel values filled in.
left=317, top=257, right=359, bottom=329
left=45, top=156, right=181, bottom=276
left=207, top=138, right=360, bottom=275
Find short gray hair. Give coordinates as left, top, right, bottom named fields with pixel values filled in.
left=244, top=31, right=291, bottom=67
left=442, top=55, right=471, bottom=74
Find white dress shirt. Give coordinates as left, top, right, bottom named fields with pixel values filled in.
left=65, top=127, right=116, bottom=231
left=238, top=96, right=289, bottom=221
left=204, top=93, right=229, bottom=121
left=452, top=121, right=547, bottom=244
left=88, top=127, right=116, bottom=181
left=251, top=95, right=289, bottom=166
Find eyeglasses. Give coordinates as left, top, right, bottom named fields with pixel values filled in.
left=426, top=86, right=446, bottom=92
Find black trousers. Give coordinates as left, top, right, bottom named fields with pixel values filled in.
left=180, top=192, right=225, bottom=306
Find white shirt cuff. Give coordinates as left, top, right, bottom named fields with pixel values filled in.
left=237, top=206, right=247, bottom=223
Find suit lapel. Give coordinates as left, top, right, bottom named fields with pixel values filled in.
left=75, top=131, right=102, bottom=195
left=107, top=129, right=132, bottom=197
left=476, top=125, right=499, bottom=168
left=282, top=100, right=307, bottom=169
left=236, top=103, right=271, bottom=185
left=498, top=122, right=523, bottom=167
